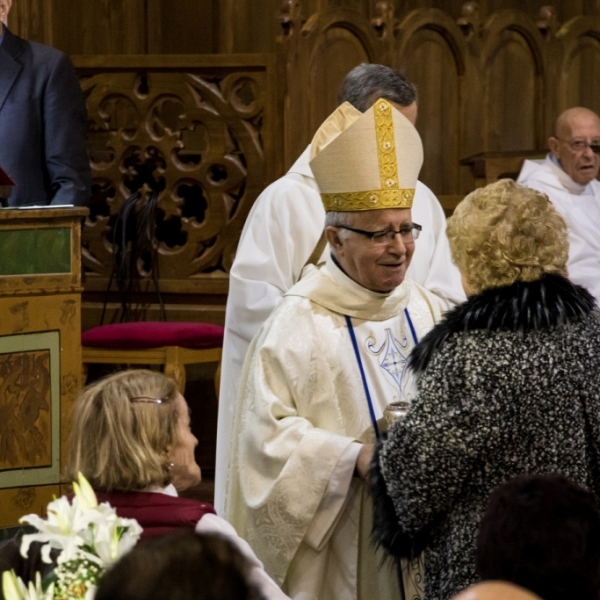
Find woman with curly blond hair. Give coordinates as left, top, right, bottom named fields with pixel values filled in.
left=371, top=179, right=600, bottom=600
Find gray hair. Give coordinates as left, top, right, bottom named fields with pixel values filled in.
left=337, top=64, right=417, bottom=112
left=324, top=211, right=354, bottom=241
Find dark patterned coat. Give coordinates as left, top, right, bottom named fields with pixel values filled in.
left=371, top=274, right=600, bottom=600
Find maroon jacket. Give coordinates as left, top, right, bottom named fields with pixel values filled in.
left=94, top=490, right=216, bottom=539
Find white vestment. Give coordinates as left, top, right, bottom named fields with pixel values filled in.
left=518, top=155, right=600, bottom=304
left=215, top=146, right=464, bottom=514
left=224, top=255, right=444, bottom=600
left=150, top=485, right=290, bottom=600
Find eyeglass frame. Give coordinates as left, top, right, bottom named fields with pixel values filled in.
left=333, top=223, right=422, bottom=244
left=553, top=136, right=600, bottom=155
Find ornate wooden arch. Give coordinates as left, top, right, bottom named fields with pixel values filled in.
left=479, top=9, right=547, bottom=151
left=278, top=5, right=384, bottom=168
left=481, top=10, right=546, bottom=75
left=556, top=16, right=600, bottom=116
left=394, top=8, right=468, bottom=195
left=395, top=8, right=467, bottom=77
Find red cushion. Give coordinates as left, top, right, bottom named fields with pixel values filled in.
left=82, top=322, right=224, bottom=350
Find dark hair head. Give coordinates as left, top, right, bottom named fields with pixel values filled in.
left=95, top=530, right=264, bottom=600
left=337, top=63, right=417, bottom=112
left=476, top=474, right=600, bottom=600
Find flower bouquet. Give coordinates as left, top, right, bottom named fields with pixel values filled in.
left=2, top=474, right=142, bottom=600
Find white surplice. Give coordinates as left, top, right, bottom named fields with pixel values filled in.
left=518, top=155, right=600, bottom=304
left=224, top=255, right=444, bottom=600
left=215, top=146, right=464, bottom=515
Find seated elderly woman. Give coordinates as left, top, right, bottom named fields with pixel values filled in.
left=67, top=369, right=288, bottom=600
left=371, top=179, right=600, bottom=600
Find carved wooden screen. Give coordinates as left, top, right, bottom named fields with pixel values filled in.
left=74, top=55, right=280, bottom=329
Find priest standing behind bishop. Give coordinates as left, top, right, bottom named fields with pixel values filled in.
left=517, top=107, right=600, bottom=304
left=224, top=99, right=446, bottom=599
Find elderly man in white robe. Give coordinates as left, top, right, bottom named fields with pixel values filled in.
left=215, top=65, right=464, bottom=516
left=518, top=107, right=600, bottom=304
left=225, top=99, right=445, bottom=600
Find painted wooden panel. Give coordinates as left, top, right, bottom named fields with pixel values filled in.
left=0, top=485, right=60, bottom=529
left=0, top=349, right=52, bottom=471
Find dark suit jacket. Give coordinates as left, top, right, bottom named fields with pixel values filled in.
left=0, top=27, right=90, bottom=206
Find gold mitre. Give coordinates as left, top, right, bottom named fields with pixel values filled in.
left=309, top=98, right=423, bottom=211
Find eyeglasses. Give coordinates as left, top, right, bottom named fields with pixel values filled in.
left=335, top=223, right=422, bottom=245
left=555, top=137, right=600, bottom=154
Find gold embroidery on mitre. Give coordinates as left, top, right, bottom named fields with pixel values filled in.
left=375, top=99, right=398, bottom=190
left=321, top=189, right=415, bottom=211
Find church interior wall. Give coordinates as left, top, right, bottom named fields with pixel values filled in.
left=5, top=0, right=600, bottom=472
left=8, top=0, right=600, bottom=322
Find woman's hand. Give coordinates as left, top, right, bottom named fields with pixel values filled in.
left=355, top=443, right=376, bottom=481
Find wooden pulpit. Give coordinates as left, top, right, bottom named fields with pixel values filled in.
left=0, top=207, right=88, bottom=529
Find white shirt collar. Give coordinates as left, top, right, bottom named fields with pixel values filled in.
left=546, top=154, right=589, bottom=195
left=326, top=252, right=391, bottom=300
left=147, top=483, right=178, bottom=497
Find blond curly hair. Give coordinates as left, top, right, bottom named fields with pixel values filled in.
left=67, top=369, right=179, bottom=492
left=447, top=179, right=569, bottom=295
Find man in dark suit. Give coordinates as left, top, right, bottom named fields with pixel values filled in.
left=0, top=0, right=90, bottom=206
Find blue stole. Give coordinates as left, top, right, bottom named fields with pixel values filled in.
left=345, top=309, right=418, bottom=441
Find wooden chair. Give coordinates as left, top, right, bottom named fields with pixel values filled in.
left=82, top=190, right=223, bottom=395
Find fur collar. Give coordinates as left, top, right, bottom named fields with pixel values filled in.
left=409, top=274, right=596, bottom=374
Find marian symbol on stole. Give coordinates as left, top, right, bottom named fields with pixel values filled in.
left=366, top=328, right=413, bottom=397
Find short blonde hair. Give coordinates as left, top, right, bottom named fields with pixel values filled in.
left=447, top=179, right=569, bottom=295
left=67, top=370, right=179, bottom=491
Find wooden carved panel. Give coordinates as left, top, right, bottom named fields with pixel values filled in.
left=0, top=350, right=51, bottom=470
left=481, top=12, right=545, bottom=153
left=76, top=56, right=277, bottom=296
left=279, top=7, right=384, bottom=169
left=396, top=10, right=466, bottom=195
left=558, top=18, right=600, bottom=115
left=309, top=27, right=371, bottom=133
left=0, top=485, right=60, bottom=529
left=484, top=31, right=538, bottom=151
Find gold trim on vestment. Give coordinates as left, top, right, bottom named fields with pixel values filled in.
left=375, top=99, right=399, bottom=191
left=321, top=189, right=415, bottom=211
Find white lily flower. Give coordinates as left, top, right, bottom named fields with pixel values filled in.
left=2, top=571, right=53, bottom=600
left=87, top=513, right=141, bottom=566
left=72, top=473, right=98, bottom=511
left=84, top=584, right=97, bottom=600
left=15, top=472, right=143, bottom=597
left=2, top=570, right=24, bottom=600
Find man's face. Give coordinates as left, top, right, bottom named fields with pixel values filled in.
left=0, top=0, right=12, bottom=29
left=549, top=113, right=600, bottom=185
left=327, top=208, right=415, bottom=293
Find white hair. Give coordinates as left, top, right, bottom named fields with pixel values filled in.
left=324, top=211, right=354, bottom=240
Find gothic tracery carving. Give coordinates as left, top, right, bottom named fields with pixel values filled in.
left=82, top=68, right=267, bottom=281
